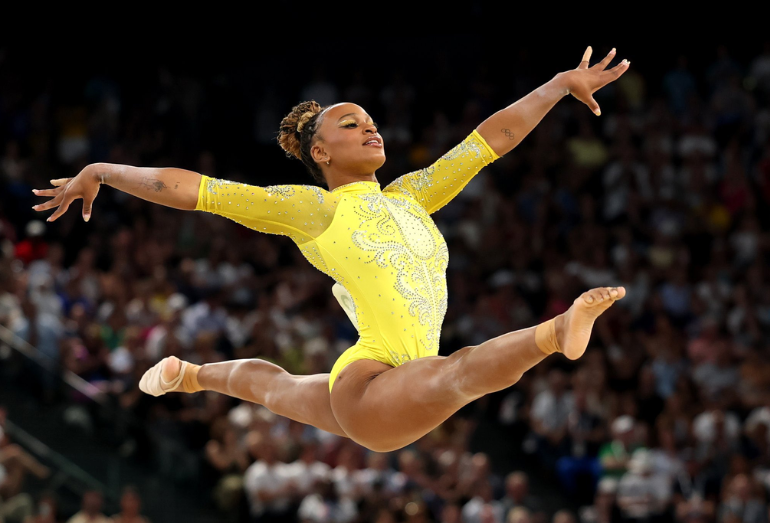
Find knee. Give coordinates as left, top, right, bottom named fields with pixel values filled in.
left=242, top=360, right=289, bottom=409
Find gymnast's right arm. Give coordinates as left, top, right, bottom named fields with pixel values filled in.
left=33, top=164, right=336, bottom=241
left=33, top=163, right=202, bottom=222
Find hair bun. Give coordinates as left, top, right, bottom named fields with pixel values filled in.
left=278, top=101, right=323, bottom=160
left=296, top=111, right=317, bottom=134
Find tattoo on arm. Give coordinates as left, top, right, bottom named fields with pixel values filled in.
left=502, top=129, right=516, bottom=140
left=139, top=177, right=169, bottom=193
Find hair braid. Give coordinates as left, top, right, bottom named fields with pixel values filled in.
left=277, top=101, right=326, bottom=183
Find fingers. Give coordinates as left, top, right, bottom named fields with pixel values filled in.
left=602, top=59, right=630, bottom=81
left=82, top=186, right=99, bottom=222
left=50, top=178, right=72, bottom=187
left=83, top=201, right=93, bottom=222
left=587, top=95, right=601, bottom=116
left=578, top=46, right=592, bottom=69
left=47, top=194, right=75, bottom=222
left=32, top=193, right=64, bottom=212
left=32, top=188, right=62, bottom=197
left=593, top=48, right=616, bottom=71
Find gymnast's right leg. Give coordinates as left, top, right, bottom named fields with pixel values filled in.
left=140, top=357, right=347, bottom=437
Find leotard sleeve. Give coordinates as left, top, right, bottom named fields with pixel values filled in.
left=383, top=129, right=499, bottom=214
left=195, top=176, right=338, bottom=243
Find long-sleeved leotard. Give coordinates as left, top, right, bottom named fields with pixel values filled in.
left=196, top=130, right=499, bottom=390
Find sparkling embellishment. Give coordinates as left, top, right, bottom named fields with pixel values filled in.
left=197, top=133, right=496, bottom=370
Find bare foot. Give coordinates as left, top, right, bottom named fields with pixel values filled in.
left=161, top=356, right=182, bottom=384
left=557, top=287, right=626, bottom=360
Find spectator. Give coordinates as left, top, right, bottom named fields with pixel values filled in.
left=508, top=507, right=532, bottom=523
left=718, top=474, right=767, bottom=523
left=530, top=369, right=574, bottom=467
left=22, top=492, right=58, bottom=523
left=110, top=487, right=149, bottom=523
left=243, top=431, right=297, bottom=522
left=353, top=452, right=405, bottom=498
left=66, top=491, right=110, bottom=523
left=204, top=420, right=250, bottom=513
left=440, top=503, right=462, bottom=523
left=578, top=478, right=621, bottom=523
left=0, top=444, right=50, bottom=517
left=297, top=479, right=356, bottom=523
left=500, top=472, right=543, bottom=520
left=616, top=449, right=671, bottom=523
left=598, top=417, right=640, bottom=479
left=285, top=442, right=331, bottom=499
left=462, top=480, right=505, bottom=523
left=692, top=408, right=741, bottom=462
left=672, top=449, right=720, bottom=523
left=553, top=510, right=577, bottom=523
left=556, top=387, right=606, bottom=498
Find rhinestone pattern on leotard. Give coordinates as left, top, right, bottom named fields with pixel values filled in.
left=195, top=130, right=498, bottom=380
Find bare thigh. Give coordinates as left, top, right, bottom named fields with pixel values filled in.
left=329, top=327, right=545, bottom=452
left=329, top=353, right=474, bottom=452
left=198, top=359, right=348, bottom=438
left=264, top=372, right=348, bottom=438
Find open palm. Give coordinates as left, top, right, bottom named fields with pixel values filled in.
left=565, top=47, right=630, bottom=116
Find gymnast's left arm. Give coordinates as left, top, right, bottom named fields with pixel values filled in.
left=385, top=47, right=628, bottom=214
left=477, top=46, right=629, bottom=156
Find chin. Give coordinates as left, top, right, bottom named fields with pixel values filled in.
left=358, top=154, right=386, bottom=173
left=372, top=158, right=387, bottom=173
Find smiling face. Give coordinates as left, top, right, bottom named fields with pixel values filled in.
left=312, top=103, right=386, bottom=179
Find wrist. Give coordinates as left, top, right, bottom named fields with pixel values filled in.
left=552, top=72, right=574, bottom=97
left=89, top=163, right=115, bottom=186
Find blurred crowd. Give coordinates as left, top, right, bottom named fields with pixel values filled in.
left=2, top=40, right=770, bottom=522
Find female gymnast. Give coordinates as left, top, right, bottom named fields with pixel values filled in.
left=34, top=47, right=629, bottom=452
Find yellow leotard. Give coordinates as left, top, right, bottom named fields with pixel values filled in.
left=196, top=130, right=499, bottom=390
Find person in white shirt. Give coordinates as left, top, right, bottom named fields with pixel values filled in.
left=297, top=478, right=356, bottom=523
left=462, top=480, right=506, bottom=523
left=617, top=449, right=671, bottom=522
left=353, top=452, right=405, bottom=497
left=284, top=442, right=331, bottom=497
left=242, top=431, right=298, bottom=522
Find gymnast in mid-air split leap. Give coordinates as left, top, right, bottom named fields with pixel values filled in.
left=34, top=47, right=629, bottom=452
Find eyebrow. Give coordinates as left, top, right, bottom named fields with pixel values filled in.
left=337, top=113, right=372, bottom=122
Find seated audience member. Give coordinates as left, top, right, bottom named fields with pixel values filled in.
left=110, top=487, right=150, bottom=523
left=66, top=491, right=110, bottom=523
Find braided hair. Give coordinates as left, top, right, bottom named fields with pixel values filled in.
left=277, top=101, right=327, bottom=183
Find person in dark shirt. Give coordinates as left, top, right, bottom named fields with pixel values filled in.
left=672, top=449, right=720, bottom=522
left=635, top=366, right=664, bottom=429
left=557, top=388, right=607, bottom=499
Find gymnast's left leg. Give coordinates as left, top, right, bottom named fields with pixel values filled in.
left=331, top=287, right=625, bottom=452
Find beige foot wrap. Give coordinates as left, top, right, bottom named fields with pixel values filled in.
left=535, top=318, right=561, bottom=355
left=139, top=358, right=203, bottom=397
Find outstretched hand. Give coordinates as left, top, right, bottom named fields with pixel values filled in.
left=564, top=47, right=629, bottom=116
left=32, top=166, right=100, bottom=223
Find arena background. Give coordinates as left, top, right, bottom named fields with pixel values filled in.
left=1, top=34, right=770, bottom=522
